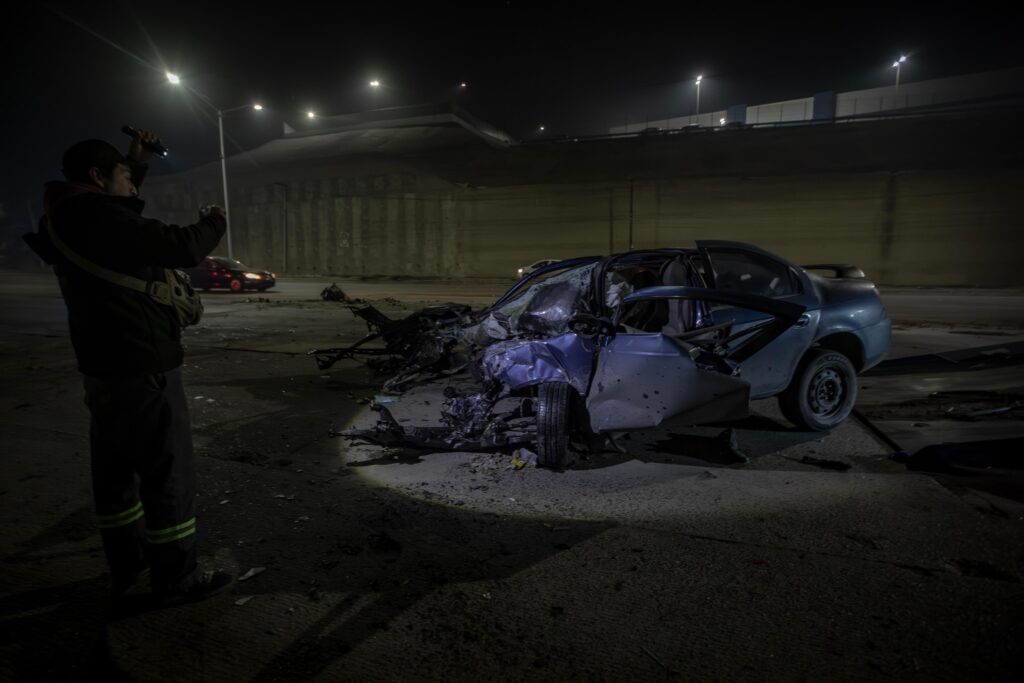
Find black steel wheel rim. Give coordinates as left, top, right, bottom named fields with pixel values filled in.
left=808, top=367, right=845, bottom=418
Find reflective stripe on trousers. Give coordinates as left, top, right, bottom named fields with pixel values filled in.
left=97, top=501, right=145, bottom=529
left=145, top=517, right=197, bottom=544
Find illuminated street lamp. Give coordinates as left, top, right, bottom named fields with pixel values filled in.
left=892, top=55, right=907, bottom=89
left=695, top=75, right=703, bottom=115
left=167, top=73, right=263, bottom=260
left=538, top=125, right=545, bottom=133
left=459, top=82, right=467, bottom=89
left=369, top=79, right=381, bottom=108
left=307, top=111, right=316, bottom=118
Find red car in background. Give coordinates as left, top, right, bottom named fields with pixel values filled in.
left=182, top=256, right=276, bottom=293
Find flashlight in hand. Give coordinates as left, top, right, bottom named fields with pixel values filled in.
left=121, top=125, right=168, bottom=157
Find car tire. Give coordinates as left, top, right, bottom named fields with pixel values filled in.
left=536, top=382, right=572, bottom=469
left=229, top=278, right=243, bottom=293
left=778, top=349, right=858, bottom=431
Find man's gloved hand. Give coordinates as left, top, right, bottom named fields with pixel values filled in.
left=199, top=205, right=226, bottom=220
left=128, top=129, right=162, bottom=163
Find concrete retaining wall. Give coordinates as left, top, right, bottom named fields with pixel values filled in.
left=153, top=167, right=1022, bottom=286
left=146, top=111, right=1023, bottom=286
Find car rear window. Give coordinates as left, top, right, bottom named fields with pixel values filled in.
left=709, top=251, right=800, bottom=297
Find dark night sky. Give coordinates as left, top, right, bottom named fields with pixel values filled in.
left=2, top=0, right=1022, bottom=230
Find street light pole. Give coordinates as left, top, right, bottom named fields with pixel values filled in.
left=212, top=102, right=262, bottom=261
left=892, top=55, right=907, bottom=90
left=695, top=75, right=703, bottom=117
left=165, top=73, right=261, bottom=262
left=217, top=110, right=233, bottom=260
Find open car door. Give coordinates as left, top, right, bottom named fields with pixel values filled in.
left=695, top=240, right=818, bottom=397
left=585, top=287, right=805, bottom=432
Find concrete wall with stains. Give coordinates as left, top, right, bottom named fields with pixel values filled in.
left=144, top=112, right=1023, bottom=286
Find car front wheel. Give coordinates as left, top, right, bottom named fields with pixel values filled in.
left=536, top=382, right=572, bottom=469
left=778, top=349, right=858, bottom=431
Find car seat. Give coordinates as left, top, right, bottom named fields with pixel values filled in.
left=661, top=256, right=695, bottom=336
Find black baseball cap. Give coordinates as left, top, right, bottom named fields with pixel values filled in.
left=61, top=139, right=127, bottom=182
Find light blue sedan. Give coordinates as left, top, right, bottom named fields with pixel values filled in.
left=476, top=240, right=891, bottom=467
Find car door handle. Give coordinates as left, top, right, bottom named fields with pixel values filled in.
left=794, top=314, right=811, bottom=328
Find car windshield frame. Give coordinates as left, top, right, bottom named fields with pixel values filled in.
left=486, top=256, right=602, bottom=314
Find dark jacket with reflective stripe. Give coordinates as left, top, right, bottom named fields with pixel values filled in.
left=42, top=161, right=226, bottom=378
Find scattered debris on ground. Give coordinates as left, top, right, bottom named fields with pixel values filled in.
left=238, top=567, right=267, bottom=582
left=903, top=438, right=1024, bottom=476
left=859, top=390, right=1024, bottom=422
left=798, top=455, right=852, bottom=471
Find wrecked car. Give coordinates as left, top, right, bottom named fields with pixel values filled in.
left=321, top=241, right=891, bottom=468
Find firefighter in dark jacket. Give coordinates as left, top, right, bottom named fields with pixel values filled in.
left=38, top=132, right=231, bottom=607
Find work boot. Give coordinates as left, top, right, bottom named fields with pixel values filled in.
left=111, top=565, right=150, bottom=598
left=155, top=570, right=233, bottom=608
left=108, top=566, right=152, bottom=620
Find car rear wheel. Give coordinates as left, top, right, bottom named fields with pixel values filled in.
left=778, top=349, right=858, bottom=431
left=536, top=382, right=572, bottom=469
left=229, top=278, right=243, bottom=293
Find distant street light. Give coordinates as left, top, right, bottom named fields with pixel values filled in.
left=369, top=79, right=381, bottom=108
left=307, top=111, right=316, bottom=118
left=459, top=82, right=467, bottom=88
left=538, top=125, right=545, bottom=132
left=695, top=75, right=703, bottom=116
left=167, top=75, right=263, bottom=260
left=892, top=55, right=907, bottom=89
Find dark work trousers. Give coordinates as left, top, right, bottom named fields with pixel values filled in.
left=83, top=367, right=199, bottom=595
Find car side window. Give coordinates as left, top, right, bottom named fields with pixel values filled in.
left=707, top=251, right=800, bottom=298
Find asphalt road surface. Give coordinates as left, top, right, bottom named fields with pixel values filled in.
left=2, top=269, right=1023, bottom=681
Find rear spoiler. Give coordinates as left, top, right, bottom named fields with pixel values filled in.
left=801, top=264, right=865, bottom=279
